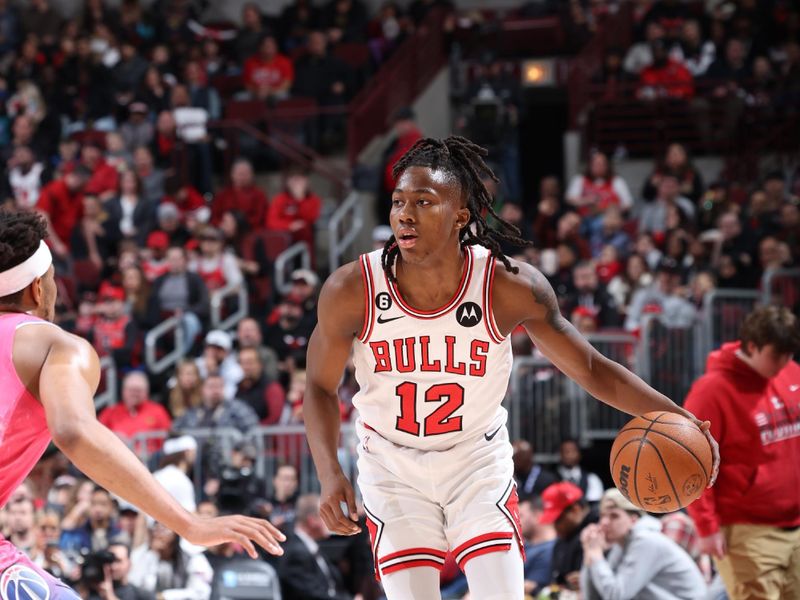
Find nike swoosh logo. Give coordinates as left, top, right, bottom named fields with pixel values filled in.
left=484, top=425, right=503, bottom=442
left=791, top=385, right=799, bottom=392
left=377, top=314, right=405, bottom=324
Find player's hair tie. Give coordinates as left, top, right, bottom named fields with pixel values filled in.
left=0, top=240, right=52, bottom=297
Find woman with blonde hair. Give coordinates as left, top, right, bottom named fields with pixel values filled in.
left=168, top=360, right=203, bottom=419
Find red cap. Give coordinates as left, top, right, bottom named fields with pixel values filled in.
left=147, top=231, right=169, bottom=250
left=98, top=282, right=125, bottom=302
left=539, top=482, right=584, bottom=524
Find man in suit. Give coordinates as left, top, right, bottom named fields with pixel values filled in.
left=278, top=494, right=352, bottom=600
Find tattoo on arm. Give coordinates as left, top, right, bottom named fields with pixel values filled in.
left=530, top=270, right=569, bottom=333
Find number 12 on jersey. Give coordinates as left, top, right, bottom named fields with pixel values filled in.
left=395, top=382, right=464, bottom=436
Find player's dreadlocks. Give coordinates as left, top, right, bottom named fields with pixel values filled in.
left=0, top=210, right=49, bottom=304
left=381, top=135, right=532, bottom=282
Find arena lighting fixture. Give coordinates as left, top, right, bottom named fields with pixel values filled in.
left=522, top=58, right=556, bottom=87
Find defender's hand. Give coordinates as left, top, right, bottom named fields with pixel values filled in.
left=182, top=515, right=286, bottom=558
left=320, top=471, right=361, bottom=536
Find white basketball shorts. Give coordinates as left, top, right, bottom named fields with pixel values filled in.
left=355, top=419, right=524, bottom=581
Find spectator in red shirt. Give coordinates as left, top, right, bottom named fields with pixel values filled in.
left=637, top=40, right=694, bottom=100
left=211, top=158, right=268, bottom=231
left=36, top=166, right=90, bottom=259
left=243, top=33, right=294, bottom=102
left=266, top=165, right=321, bottom=252
left=80, top=142, right=120, bottom=202
left=98, top=371, right=172, bottom=453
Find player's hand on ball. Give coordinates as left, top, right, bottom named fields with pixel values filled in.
left=698, top=532, right=726, bottom=559
left=320, top=471, right=361, bottom=536
left=690, top=418, right=720, bottom=487
left=183, top=515, right=285, bottom=558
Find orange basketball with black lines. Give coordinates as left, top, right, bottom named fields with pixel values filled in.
left=610, top=411, right=712, bottom=513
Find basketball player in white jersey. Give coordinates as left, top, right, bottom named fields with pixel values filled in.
left=0, top=211, right=284, bottom=598
left=304, top=137, right=719, bottom=599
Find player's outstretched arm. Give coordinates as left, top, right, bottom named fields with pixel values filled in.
left=304, top=261, right=364, bottom=536
left=494, top=260, right=719, bottom=483
left=35, top=328, right=285, bottom=557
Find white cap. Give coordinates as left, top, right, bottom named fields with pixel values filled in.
left=205, top=329, right=232, bottom=351
left=162, top=435, right=198, bottom=455
left=291, top=268, right=319, bottom=287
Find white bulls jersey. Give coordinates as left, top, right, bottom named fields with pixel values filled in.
left=351, top=245, right=513, bottom=451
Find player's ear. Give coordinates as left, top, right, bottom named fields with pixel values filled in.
left=30, top=276, right=44, bottom=306
left=455, top=207, right=470, bottom=231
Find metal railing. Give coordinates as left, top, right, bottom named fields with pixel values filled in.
left=699, top=288, right=760, bottom=358
left=328, top=191, right=365, bottom=275
left=274, top=242, right=312, bottom=296
left=580, top=332, right=639, bottom=442
left=144, top=315, right=185, bottom=376
left=94, top=355, right=118, bottom=409
left=636, top=314, right=701, bottom=405
left=507, top=355, right=580, bottom=463
left=210, top=281, right=249, bottom=331
left=761, top=268, right=800, bottom=308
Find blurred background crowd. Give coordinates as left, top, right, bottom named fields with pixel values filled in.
left=0, top=0, right=798, bottom=599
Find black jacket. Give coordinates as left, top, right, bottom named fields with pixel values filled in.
left=278, top=533, right=351, bottom=600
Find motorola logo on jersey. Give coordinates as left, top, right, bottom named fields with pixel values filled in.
left=0, top=565, right=51, bottom=600
left=456, top=302, right=482, bottom=327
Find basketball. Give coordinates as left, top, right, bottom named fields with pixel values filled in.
left=610, top=411, right=713, bottom=513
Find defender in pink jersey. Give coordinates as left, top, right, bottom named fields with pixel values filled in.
left=0, top=211, right=284, bottom=598
left=304, top=137, right=720, bottom=599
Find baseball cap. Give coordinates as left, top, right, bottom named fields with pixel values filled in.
left=157, top=202, right=180, bottom=222
left=147, top=230, right=170, bottom=250
left=291, top=268, right=319, bottom=287
left=656, top=257, right=680, bottom=275
left=53, top=475, right=77, bottom=489
left=600, top=488, right=644, bottom=515
left=539, top=482, right=584, bottom=524
left=205, top=329, right=232, bottom=351
left=98, top=282, right=125, bottom=302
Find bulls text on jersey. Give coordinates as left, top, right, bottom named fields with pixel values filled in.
left=369, top=335, right=489, bottom=377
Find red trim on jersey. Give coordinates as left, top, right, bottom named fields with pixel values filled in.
left=379, top=547, right=447, bottom=563
left=385, top=246, right=474, bottom=319
left=497, top=480, right=526, bottom=563
left=482, top=257, right=505, bottom=343
left=457, top=544, right=513, bottom=569
left=363, top=422, right=376, bottom=432
left=453, top=532, right=515, bottom=570
left=381, top=559, right=446, bottom=575
left=452, top=532, right=513, bottom=558
left=364, top=505, right=384, bottom=581
left=357, top=254, right=375, bottom=342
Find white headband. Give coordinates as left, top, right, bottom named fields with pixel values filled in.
left=0, top=240, right=52, bottom=297
left=163, top=435, right=198, bottom=455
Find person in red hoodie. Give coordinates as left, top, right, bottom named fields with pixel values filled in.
left=266, top=164, right=321, bottom=252
left=80, top=142, right=120, bottom=202
left=211, top=158, right=268, bottom=231
left=685, top=306, right=800, bottom=600
left=36, top=166, right=90, bottom=259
